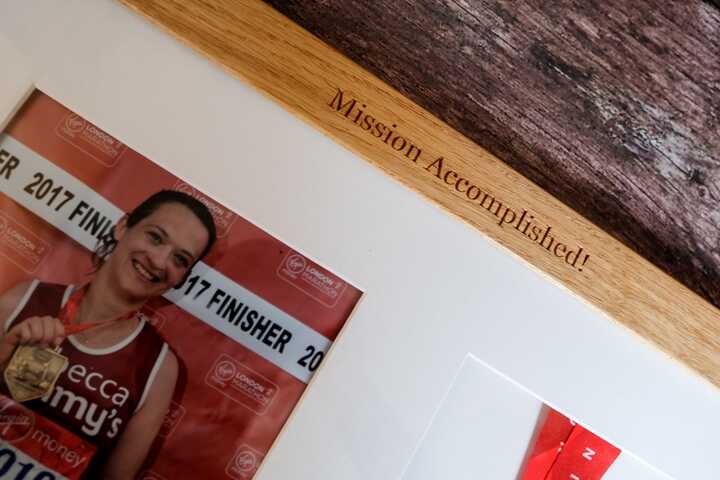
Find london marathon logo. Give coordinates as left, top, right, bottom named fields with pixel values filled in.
left=225, top=444, right=263, bottom=479
left=206, top=354, right=278, bottom=415
left=0, top=211, right=51, bottom=273
left=56, top=112, right=127, bottom=167
left=173, top=182, right=237, bottom=238
left=158, top=401, right=186, bottom=439
left=278, top=250, right=347, bottom=307
left=0, top=396, right=35, bottom=443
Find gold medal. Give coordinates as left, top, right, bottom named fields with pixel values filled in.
left=3, top=283, right=137, bottom=402
left=3, top=346, right=68, bottom=402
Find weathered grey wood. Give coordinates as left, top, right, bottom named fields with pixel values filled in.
left=264, top=0, right=720, bottom=307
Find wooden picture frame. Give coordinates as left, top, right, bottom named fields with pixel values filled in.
left=1, top=1, right=717, bottom=478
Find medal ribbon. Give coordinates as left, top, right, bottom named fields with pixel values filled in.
left=2, top=283, right=139, bottom=405
left=521, top=408, right=621, bottom=480
left=58, top=284, right=139, bottom=337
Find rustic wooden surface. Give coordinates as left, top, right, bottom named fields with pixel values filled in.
left=119, top=0, right=720, bottom=389
left=264, top=0, right=720, bottom=309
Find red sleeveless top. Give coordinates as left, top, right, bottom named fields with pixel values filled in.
left=2, top=280, right=168, bottom=452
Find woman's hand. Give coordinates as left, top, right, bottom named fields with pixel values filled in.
left=0, top=316, right=65, bottom=366
left=3, top=316, right=66, bottom=348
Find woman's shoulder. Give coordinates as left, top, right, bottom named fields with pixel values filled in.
left=135, top=319, right=178, bottom=373
left=0, top=280, right=37, bottom=324
left=160, top=348, right=178, bottom=377
left=1, top=280, right=69, bottom=301
left=0, top=280, right=70, bottom=331
left=1, top=280, right=36, bottom=300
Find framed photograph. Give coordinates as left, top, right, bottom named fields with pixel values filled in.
left=0, top=89, right=361, bottom=479
left=1, top=1, right=717, bottom=479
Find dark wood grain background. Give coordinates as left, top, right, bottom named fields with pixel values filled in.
left=264, top=0, right=720, bottom=308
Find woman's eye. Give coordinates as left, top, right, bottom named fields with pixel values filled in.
left=175, top=255, right=190, bottom=268
left=147, top=231, right=162, bottom=244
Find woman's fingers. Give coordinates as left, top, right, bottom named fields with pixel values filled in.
left=53, top=320, right=66, bottom=347
left=16, top=322, right=32, bottom=344
left=27, top=319, right=45, bottom=346
left=5, top=316, right=65, bottom=347
left=38, top=316, right=65, bottom=347
left=41, top=316, right=57, bottom=346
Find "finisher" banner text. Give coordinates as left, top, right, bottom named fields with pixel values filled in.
left=0, top=134, right=328, bottom=383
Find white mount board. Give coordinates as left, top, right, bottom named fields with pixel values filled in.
left=402, top=355, right=670, bottom=480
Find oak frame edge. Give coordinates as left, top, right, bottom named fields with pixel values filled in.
left=116, top=0, right=720, bottom=390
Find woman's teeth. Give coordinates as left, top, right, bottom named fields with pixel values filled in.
left=133, top=261, right=159, bottom=282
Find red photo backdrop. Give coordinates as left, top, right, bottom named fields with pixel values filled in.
left=0, top=91, right=361, bottom=479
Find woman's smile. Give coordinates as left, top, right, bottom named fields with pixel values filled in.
left=131, top=259, right=162, bottom=283
left=109, top=202, right=210, bottom=299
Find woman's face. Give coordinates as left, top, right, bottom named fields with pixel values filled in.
left=106, top=202, right=210, bottom=301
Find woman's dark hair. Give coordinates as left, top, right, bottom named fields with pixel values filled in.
left=92, top=190, right=217, bottom=274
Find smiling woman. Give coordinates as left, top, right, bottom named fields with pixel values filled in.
left=93, top=190, right=216, bottom=295
left=0, top=190, right=217, bottom=479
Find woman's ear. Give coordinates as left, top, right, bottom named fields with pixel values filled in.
left=114, top=215, right=129, bottom=241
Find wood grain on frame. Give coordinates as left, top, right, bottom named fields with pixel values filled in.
left=118, top=0, right=720, bottom=387
left=267, top=0, right=720, bottom=312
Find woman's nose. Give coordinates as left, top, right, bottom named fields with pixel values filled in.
left=148, top=245, right=172, bottom=270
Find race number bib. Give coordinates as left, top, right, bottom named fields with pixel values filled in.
left=0, top=395, right=96, bottom=480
